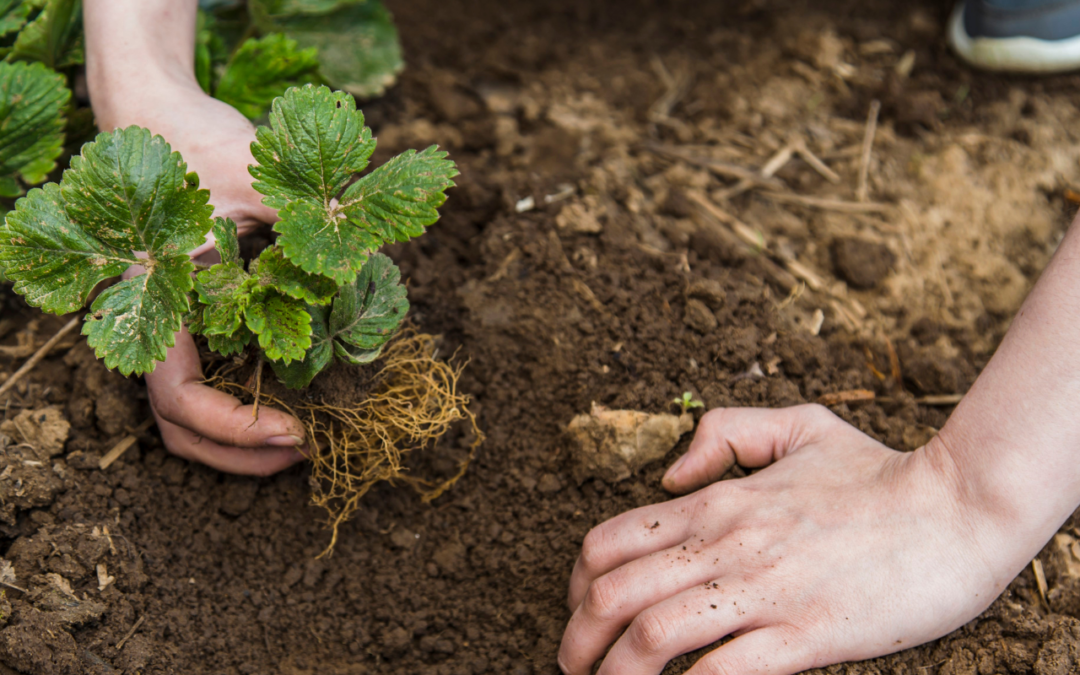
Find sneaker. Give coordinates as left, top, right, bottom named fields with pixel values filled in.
left=949, top=0, right=1080, bottom=72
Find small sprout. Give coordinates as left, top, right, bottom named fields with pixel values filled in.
left=673, top=392, right=704, bottom=413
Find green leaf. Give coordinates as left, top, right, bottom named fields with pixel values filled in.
left=244, top=291, right=312, bottom=363
left=208, top=324, right=252, bottom=356
left=63, top=126, right=213, bottom=256
left=6, top=0, right=83, bottom=69
left=214, top=33, right=320, bottom=120
left=251, top=245, right=336, bottom=305
left=195, top=261, right=251, bottom=336
left=250, top=84, right=374, bottom=209
left=340, top=146, right=458, bottom=244
left=0, top=184, right=131, bottom=312
left=0, top=0, right=33, bottom=37
left=0, top=61, right=70, bottom=189
left=252, top=0, right=402, bottom=98
left=270, top=302, right=332, bottom=388
left=251, top=0, right=365, bottom=18
left=83, top=258, right=194, bottom=376
left=329, top=253, right=407, bottom=353
left=250, top=85, right=456, bottom=284
left=0, top=127, right=214, bottom=375
left=211, top=216, right=240, bottom=263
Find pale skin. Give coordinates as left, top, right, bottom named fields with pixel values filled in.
left=83, top=3, right=1080, bottom=672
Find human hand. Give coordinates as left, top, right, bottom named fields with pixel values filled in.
left=558, top=405, right=1023, bottom=675
left=85, top=1, right=307, bottom=475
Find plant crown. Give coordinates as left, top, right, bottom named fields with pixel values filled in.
left=0, top=84, right=457, bottom=388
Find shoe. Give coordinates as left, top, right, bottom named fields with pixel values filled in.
left=949, top=0, right=1080, bottom=73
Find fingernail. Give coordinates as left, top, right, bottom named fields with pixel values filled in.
left=265, top=435, right=304, bottom=447
left=664, top=453, right=689, bottom=483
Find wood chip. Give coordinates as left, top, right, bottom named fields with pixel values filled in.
left=99, top=419, right=156, bottom=470
left=818, top=390, right=876, bottom=406
left=1032, top=558, right=1049, bottom=606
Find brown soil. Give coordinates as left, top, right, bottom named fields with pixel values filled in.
left=2, top=0, right=1080, bottom=673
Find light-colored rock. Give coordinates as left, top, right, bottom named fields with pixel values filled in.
left=567, top=403, right=694, bottom=484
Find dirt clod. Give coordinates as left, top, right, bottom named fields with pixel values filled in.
left=1, top=408, right=70, bottom=459
left=831, top=237, right=895, bottom=289
left=567, top=404, right=694, bottom=484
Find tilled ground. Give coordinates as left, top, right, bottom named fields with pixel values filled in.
left=2, top=0, right=1080, bottom=673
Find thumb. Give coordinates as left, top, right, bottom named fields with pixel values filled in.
left=146, top=328, right=307, bottom=448
left=662, top=404, right=838, bottom=494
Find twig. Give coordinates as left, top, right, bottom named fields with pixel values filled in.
left=116, top=615, right=146, bottom=651
left=762, top=191, right=891, bottom=214
left=760, top=143, right=796, bottom=178
left=857, top=100, right=881, bottom=203
left=0, top=316, right=81, bottom=399
left=793, top=138, right=841, bottom=184
left=915, top=394, right=964, bottom=406
left=818, top=389, right=875, bottom=406
left=713, top=178, right=755, bottom=202
left=1032, top=559, right=1049, bottom=608
left=685, top=191, right=766, bottom=249
left=642, top=144, right=785, bottom=189
left=99, top=419, right=156, bottom=470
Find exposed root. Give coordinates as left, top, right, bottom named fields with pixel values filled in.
left=207, top=331, right=482, bottom=557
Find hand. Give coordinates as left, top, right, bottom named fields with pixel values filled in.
left=558, top=405, right=1018, bottom=675
left=87, top=26, right=307, bottom=475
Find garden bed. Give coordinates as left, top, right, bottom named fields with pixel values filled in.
left=2, top=0, right=1080, bottom=673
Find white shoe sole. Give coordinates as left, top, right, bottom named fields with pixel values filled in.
left=948, top=2, right=1080, bottom=73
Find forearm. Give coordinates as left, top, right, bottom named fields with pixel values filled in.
left=84, top=0, right=200, bottom=127
left=933, top=212, right=1080, bottom=568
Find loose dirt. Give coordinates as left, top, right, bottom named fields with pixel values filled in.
left=2, top=0, right=1080, bottom=673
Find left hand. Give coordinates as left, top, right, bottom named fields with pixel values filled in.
left=558, top=404, right=1017, bottom=675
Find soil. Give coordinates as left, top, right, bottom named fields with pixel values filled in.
left=2, top=0, right=1080, bottom=673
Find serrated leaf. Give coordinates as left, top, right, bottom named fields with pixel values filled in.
left=208, top=324, right=252, bottom=356
left=270, top=302, right=331, bottom=388
left=195, top=261, right=251, bottom=336
left=83, top=257, right=194, bottom=376
left=0, top=0, right=33, bottom=37
left=332, top=340, right=383, bottom=365
left=211, top=216, right=240, bottom=263
left=6, top=0, right=83, bottom=69
left=244, top=291, right=312, bottom=363
left=273, top=198, right=380, bottom=284
left=0, top=61, right=70, bottom=188
left=329, top=253, right=407, bottom=352
left=250, top=84, right=374, bottom=209
left=63, top=126, right=214, bottom=256
left=214, top=33, right=320, bottom=120
left=0, top=183, right=132, bottom=312
left=252, top=0, right=403, bottom=98
left=0, top=127, right=214, bottom=375
left=252, top=245, right=336, bottom=304
left=340, top=146, right=458, bottom=244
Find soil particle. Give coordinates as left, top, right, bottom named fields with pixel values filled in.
left=567, top=404, right=694, bottom=483
left=683, top=298, right=718, bottom=333
left=831, top=237, right=896, bottom=289
left=1, top=408, right=70, bottom=459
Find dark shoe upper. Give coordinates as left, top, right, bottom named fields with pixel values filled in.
left=962, top=0, right=1080, bottom=41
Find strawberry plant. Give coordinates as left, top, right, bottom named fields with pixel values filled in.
left=0, top=84, right=457, bottom=389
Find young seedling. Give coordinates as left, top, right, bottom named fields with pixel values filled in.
left=673, top=391, right=704, bottom=413
left=0, top=84, right=457, bottom=388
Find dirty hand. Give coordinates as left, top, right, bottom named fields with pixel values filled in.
left=558, top=405, right=1018, bottom=675
left=85, top=0, right=306, bottom=474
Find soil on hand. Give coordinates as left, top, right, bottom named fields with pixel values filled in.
left=2, top=0, right=1080, bottom=673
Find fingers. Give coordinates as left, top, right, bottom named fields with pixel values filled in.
left=156, top=413, right=304, bottom=476
left=561, top=537, right=731, bottom=675
left=146, top=329, right=307, bottom=449
left=663, top=405, right=839, bottom=494
left=594, top=584, right=799, bottom=675
left=685, top=627, right=814, bottom=675
left=568, top=494, right=706, bottom=609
